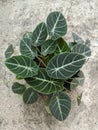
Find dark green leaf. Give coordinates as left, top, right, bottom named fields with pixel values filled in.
left=55, top=38, right=70, bottom=54
left=46, top=52, right=86, bottom=79
left=25, top=68, right=64, bottom=94
left=85, top=39, right=90, bottom=46
left=47, top=11, right=67, bottom=40
left=23, top=88, right=38, bottom=104
left=72, top=44, right=91, bottom=57
left=69, top=42, right=77, bottom=49
left=32, top=22, right=47, bottom=46
left=20, top=32, right=37, bottom=59
left=41, top=39, right=57, bottom=56
left=5, top=55, right=38, bottom=78
left=5, top=44, right=14, bottom=58
left=72, top=33, right=84, bottom=44
left=49, top=92, right=71, bottom=121
left=12, top=82, right=26, bottom=94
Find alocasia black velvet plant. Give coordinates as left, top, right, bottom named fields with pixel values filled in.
left=4, top=11, right=91, bottom=121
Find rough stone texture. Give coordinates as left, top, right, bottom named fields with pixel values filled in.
left=0, top=0, right=98, bottom=130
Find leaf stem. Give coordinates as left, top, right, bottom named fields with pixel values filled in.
left=36, top=56, right=46, bottom=67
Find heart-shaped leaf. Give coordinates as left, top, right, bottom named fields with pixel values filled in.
left=70, top=78, right=79, bottom=89
left=46, top=52, right=86, bottom=79
left=72, top=33, right=84, bottom=44
left=55, top=38, right=70, bottom=54
left=20, top=32, right=37, bottom=59
left=47, top=11, right=67, bottom=40
left=41, top=39, right=57, bottom=56
left=5, top=55, right=38, bottom=78
left=72, top=44, right=91, bottom=57
left=23, top=88, right=38, bottom=104
left=32, top=22, right=47, bottom=46
left=25, top=68, right=64, bottom=94
left=49, top=92, right=71, bottom=121
left=5, top=44, right=14, bottom=59
left=12, top=82, right=26, bottom=94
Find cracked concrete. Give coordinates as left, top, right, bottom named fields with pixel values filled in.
left=0, top=0, right=98, bottom=130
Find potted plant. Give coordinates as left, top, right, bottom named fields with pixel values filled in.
left=4, top=11, right=91, bottom=121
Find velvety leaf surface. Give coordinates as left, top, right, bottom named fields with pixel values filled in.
left=5, top=44, right=14, bottom=58
left=72, top=43, right=91, bottom=57
left=47, top=11, right=67, bottom=40
left=72, top=33, right=84, bottom=44
left=23, top=88, right=38, bottom=104
left=20, top=32, right=37, bottom=59
left=55, top=38, right=70, bottom=54
left=25, top=68, right=64, bottom=94
left=49, top=92, right=71, bottom=121
left=41, top=39, right=57, bottom=56
left=32, top=22, right=47, bottom=46
left=5, top=55, right=38, bottom=78
left=46, top=52, right=86, bottom=79
left=12, top=82, right=26, bottom=94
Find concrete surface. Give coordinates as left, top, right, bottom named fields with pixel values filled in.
left=0, top=0, right=98, bottom=130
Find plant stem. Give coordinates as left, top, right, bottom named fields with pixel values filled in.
left=36, top=56, right=46, bottom=67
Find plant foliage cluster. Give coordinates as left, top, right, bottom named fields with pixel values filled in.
left=5, top=11, right=91, bottom=121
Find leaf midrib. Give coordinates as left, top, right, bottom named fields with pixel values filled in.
left=51, top=13, right=61, bottom=35
left=48, top=56, right=86, bottom=71
left=5, top=62, right=33, bottom=70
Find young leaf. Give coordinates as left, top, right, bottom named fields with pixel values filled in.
left=12, top=82, right=26, bottom=94
left=5, top=44, right=14, bottom=58
left=47, top=11, right=67, bottom=40
left=23, top=88, right=38, bottom=104
left=5, top=55, right=38, bottom=78
left=55, top=38, right=70, bottom=54
left=69, top=42, right=77, bottom=49
left=41, top=39, right=57, bottom=56
left=25, top=68, right=64, bottom=94
left=72, top=44, right=91, bottom=57
left=77, top=92, right=83, bottom=106
left=20, top=32, right=37, bottom=59
left=70, top=78, right=79, bottom=89
left=85, top=39, right=90, bottom=46
left=32, top=22, right=47, bottom=46
left=77, top=70, right=85, bottom=86
left=46, top=52, right=86, bottom=79
left=72, top=33, right=84, bottom=44
left=49, top=92, right=71, bottom=121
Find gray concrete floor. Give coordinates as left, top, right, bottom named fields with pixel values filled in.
left=0, top=0, right=98, bottom=130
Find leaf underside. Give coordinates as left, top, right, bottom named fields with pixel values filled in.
left=49, top=92, right=71, bottom=121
